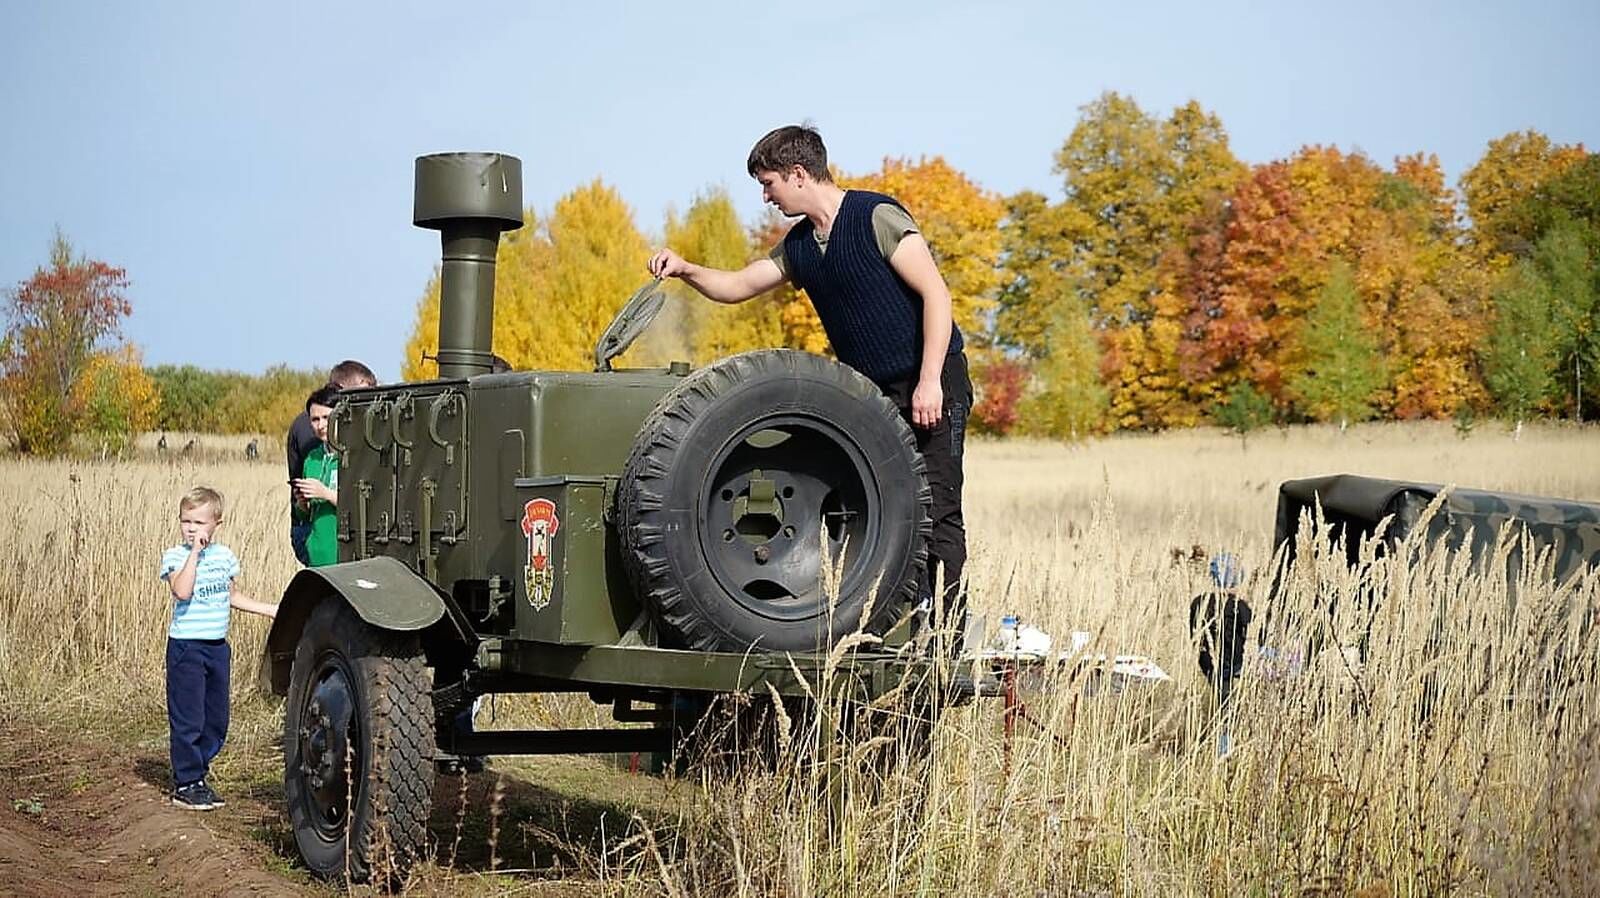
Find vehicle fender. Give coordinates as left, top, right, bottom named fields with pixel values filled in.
left=260, top=556, right=472, bottom=696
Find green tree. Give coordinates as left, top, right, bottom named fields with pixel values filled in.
left=1482, top=260, right=1558, bottom=434
left=1534, top=219, right=1599, bottom=418
left=1017, top=301, right=1106, bottom=440
left=1289, top=262, right=1388, bottom=428
left=1213, top=382, right=1275, bottom=437
left=148, top=364, right=243, bottom=432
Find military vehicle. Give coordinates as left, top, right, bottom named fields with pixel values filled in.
left=261, top=152, right=943, bottom=882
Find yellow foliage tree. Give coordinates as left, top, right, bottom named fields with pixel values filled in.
left=658, top=189, right=784, bottom=364
left=403, top=181, right=651, bottom=377
left=1460, top=130, right=1587, bottom=262
left=70, top=345, right=158, bottom=452
left=749, top=211, right=828, bottom=355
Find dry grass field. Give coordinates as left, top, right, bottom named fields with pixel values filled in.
left=1, top=420, right=1597, bottom=896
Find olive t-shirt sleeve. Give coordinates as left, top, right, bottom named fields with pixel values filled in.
left=767, top=241, right=788, bottom=278
left=872, top=203, right=919, bottom=260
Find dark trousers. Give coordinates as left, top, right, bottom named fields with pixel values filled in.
left=166, top=637, right=231, bottom=787
left=290, top=521, right=312, bottom=566
left=881, top=351, right=972, bottom=630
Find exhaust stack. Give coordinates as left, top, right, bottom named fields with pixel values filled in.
left=413, top=153, right=523, bottom=378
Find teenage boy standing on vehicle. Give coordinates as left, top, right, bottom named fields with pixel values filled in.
left=159, top=487, right=278, bottom=810
left=647, top=124, right=972, bottom=640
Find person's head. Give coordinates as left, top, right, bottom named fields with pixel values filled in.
left=177, top=486, right=225, bottom=546
left=328, top=359, right=377, bottom=390
left=747, top=124, right=833, bottom=215
left=306, top=383, right=341, bottom=443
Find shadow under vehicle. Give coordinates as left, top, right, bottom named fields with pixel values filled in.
left=261, top=152, right=949, bottom=883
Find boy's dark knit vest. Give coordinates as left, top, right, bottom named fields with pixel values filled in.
left=782, top=189, right=964, bottom=385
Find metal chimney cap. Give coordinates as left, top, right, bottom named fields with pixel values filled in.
left=413, top=152, right=524, bottom=232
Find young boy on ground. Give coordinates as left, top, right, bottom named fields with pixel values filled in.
left=159, top=487, right=277, bottom=811
left=291, top=384, right=341, bottom=567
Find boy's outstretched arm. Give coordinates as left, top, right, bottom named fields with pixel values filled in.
left=229, top=584, right=278, bottom=619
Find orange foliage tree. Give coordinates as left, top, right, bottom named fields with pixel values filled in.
left=1, top=231, right=147, bottom=454
left=1166, top=148, right=1486, bottom=423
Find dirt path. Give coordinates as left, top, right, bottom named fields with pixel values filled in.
left=0, top=722, right=314, bottom=898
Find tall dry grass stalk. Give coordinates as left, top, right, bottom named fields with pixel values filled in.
left=0, top=420, right=1596, bottom=894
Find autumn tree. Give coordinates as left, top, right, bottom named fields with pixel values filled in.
left=970, top=357, right=1028, bottom=435
left=1460, top=131, right=1586, bottom=261
left=212, top=366, right=326, bottom=435
left=1000, top=94, right=1243, bottom=429
left=404, top=181, right=651, bottom=378
left=1, top=231, right=140, bottom=454
left=1289, top=262, right=1387, bottom=428
left=655, top=188, right=783, bottom=364
left=1016, top=300, right=1106, bottom=439
left=748, top=209, right=827, bottom=355
left=1170, top=148, right=1485, bottom=423
left=71, top=345, right=158, bottom=452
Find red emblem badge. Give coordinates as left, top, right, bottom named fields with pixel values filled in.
left=521, top=498, right=560, bottom=610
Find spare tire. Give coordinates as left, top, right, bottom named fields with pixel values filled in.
left=617, top=350, right=930, bottom=653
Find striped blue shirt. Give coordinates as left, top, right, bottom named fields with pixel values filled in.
left=159, top=544, right=240, bottom=640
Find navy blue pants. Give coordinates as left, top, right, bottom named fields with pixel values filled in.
left=290, top=521, right=312, bottom=566
left=166, top=637, right=231, bottom=787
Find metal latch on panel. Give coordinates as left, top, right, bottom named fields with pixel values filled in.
left=428, top=391, right=463, bottom=465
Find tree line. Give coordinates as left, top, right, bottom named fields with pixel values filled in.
left=4, top=93, right=1593, bottom=454
left=403, top=93, right=1596, bottom=437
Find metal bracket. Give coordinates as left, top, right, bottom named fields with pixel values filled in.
left=356, top=480, right=373, bottom=558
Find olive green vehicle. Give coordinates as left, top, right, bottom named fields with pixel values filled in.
left=262, top=153, right=940, bottom=882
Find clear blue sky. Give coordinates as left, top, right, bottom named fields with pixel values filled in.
left=3, top=0, right=1596, bottom=381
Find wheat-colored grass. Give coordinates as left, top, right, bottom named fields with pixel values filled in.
left=1, top=420, right=1596, bottom=895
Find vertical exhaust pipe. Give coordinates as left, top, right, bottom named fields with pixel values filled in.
left=413, top=153, right=524, bottom=378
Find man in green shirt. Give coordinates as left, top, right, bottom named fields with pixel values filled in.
left=292, top=385, right=342, bottom=567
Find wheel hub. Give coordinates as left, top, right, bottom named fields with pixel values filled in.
left=297, top=661, right=357, bottom=835
left=701, top=420, right=877, bottom=617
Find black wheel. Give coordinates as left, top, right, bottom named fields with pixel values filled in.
left=618, top=350, right=931, bottom=653
left=284, top=600, right=435, bottom=885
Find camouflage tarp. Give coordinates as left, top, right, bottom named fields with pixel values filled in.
left=1274, top=474, right=1600, bottom=585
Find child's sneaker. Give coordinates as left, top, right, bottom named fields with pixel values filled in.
left=196, top=780, right=225, bottom=808
left=172, top=782, right=217, bottom=811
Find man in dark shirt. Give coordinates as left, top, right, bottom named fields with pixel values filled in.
left=647, top=124, right=972, bottom=644
left=287, top=360, right=376, bottom=564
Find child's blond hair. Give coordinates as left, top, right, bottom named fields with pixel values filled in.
left=179, top=486, right=225, bottom=521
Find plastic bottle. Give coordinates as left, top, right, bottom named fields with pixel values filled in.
left=998, top=614, right=1019, bottom=653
